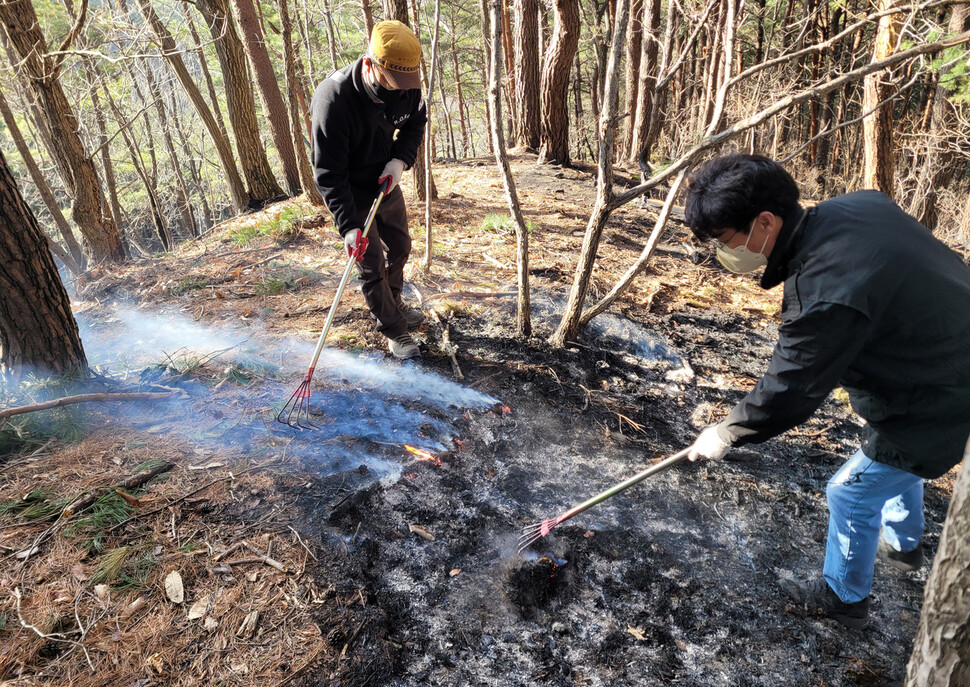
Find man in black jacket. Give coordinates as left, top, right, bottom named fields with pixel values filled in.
left=311, top=20, right=427, bottom=359
left=684, top=153, right=970, bottom=629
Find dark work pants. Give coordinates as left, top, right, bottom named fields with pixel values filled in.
left=352, top=185, right=410, bottom=338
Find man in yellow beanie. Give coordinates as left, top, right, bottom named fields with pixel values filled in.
left=311, top=20, right=427, bottom=359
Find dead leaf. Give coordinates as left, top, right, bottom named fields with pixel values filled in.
left=204, top=617, right=219, bottom=632
left=408, top=524, right=435, bottom=541
left=626, top=625, right=646, bottom=641
left=165, top=571, right=184, bottom=604
left=187, top=595, right=209, bottom=620
left=147, top=652, right=167, bottom=675
left=675, top=639, right=687, bottom=651
left=188, top=461, right=226, bottom=471
left=120, top=596, right=146, bottom=619
left=115, top=489, right=150, bottom=507
left=584, top=530, right=595, bottom=539
left=94, top=584, right=110, bottom=601
left=449, top=568, right=461, bottom=577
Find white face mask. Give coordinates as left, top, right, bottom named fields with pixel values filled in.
left=716, top=220, right=769, bottom=274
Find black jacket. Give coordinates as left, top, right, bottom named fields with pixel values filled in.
left=310, top=57, right=427, bottom=236
left=718, top=191, right=970, bottom=479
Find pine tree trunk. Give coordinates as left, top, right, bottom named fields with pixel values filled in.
left=488, top=0, right=531, bottom=336
left=905, top=439, right=970, bottom=686
left=449, top=9, right=471, bottom=157
left=232, top=0, right=303, bottom=196
left=182, top=6, right=232, bottom=146
left=539, top=0, right=580, bottom=164
left=622, top=0, right=643, bottom=159
left=863, top=0, right=900, bottom=195
left=196, top=0, right=285, bottom=204
left=513, top=0, right=542, bottom=150
left=276, top=0, right=324, bottom=206
left=0, top=88, right=85, bottom=270
left=0, top=0, right=124, bottom=264
left=136, top=0, right=250, bottom=212
left=630, top=0, right=660, bottom=166
left=0, top=148, right=87, bottom=378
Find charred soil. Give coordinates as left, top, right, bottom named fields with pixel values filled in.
left=0, top=154, right=955, bottom=686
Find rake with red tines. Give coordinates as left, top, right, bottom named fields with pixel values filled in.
left=277, top=178, right=390, bottom=429
left=517, top=447, right=691, bottom=553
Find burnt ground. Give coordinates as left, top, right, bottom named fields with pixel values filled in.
left=0, top=154, right=957, bottom=686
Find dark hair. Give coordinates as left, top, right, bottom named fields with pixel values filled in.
left=684, top=154, right=800, bottom=241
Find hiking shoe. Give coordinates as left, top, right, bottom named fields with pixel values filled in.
left=878, top=539, right=923, bottom=573
left=779, top=576, right=870, bottom=629
left=387, top=332, right=420, bottom=359
left=370, top=305, right=425, bottom=330
left=397, top=304, right=426, bottom=328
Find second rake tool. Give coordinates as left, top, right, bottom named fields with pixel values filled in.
left=517, top=447, right=691, bottom=553
left=277, top=178, right=391, bottom=429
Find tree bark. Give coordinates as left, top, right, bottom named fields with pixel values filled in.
left=630, top=0, right=660, bottom=166
left=0, top=88, right=85, bottom=271
left=539, top=0, right=580, bottom=164
left=488, top=0, right=531, bottom=336
left=197, top=0, right=285, bottom=205
left=622, top=0, right=643, bottom=159
left=276, top=0, right=325, bottom=206
left=0, top=0, right=125, bottom=264
left=0, top=148, right=87, bottom=378
left=551, top=0, right=627, bottom=345
left=863, top=0, right=901, bottom=195
left=906, top=440, right=970, bottom=686
left=513, top=0, right=542, bottom=150
left=232, top=0, right=303, bottom=196
left=449, top=7, right=471, bottom=157
left=136, top=0, right=250, bottom=212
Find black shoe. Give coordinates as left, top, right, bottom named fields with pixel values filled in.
left=779, top=576, right=870, bottom=629
left=387, top=332, right=420, bottom=359
left=370, top=306, right=425, bottom=330
left=878, top=539, right=923, bottom=572
left=397, top=304, right=426, bottom=328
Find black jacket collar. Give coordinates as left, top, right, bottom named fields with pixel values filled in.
left=760, top=205, right=810, bottom=289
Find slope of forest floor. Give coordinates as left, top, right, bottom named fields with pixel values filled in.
left=0, top=154, right=958, bottom=686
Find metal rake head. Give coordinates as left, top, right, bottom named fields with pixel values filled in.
left=276, top=376, right=319, bottom=430
left=516, top=516, right=561, bottom=554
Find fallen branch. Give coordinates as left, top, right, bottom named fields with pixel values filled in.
left=0, top=391, right=185, bottom=421
left=424, top=290, right=517, bottom=301
left=62, top=462, right=176, bottom=518
left=430, top=310, right=463, bottom=380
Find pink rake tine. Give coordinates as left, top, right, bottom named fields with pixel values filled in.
left=517, top=447, right=691, bottom=554
left=276, top=179, right=390, bottom=430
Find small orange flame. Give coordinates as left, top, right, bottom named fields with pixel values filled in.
left=404, top=445, right=441, bottom=466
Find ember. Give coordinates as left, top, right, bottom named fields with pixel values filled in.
left=404, top=445, right=441, bottom=466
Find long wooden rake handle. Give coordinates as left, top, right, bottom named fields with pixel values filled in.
left=303, top=177, right=391, bottom=378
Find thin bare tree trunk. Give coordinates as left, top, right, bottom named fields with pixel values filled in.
left=551, top=0, right=627, bottom=345
left=448, top=10, right=470, bottom=157
left=423, top=0, right=443, bottom=271
left=488, top=0, right=531, bottom=336
left=622, top=0, right=643, bottom=159
left=182, top=6, right=232, bottom=146
left=143, top=60, right=198, bottom=237
left=362, top=0, right=375, bottom=35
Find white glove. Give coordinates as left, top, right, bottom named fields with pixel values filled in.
left=688, top=426, right=733, bottom=462
left=379, top=158, right=406, bottom=194
left=343, top=228, right=368, bottom=262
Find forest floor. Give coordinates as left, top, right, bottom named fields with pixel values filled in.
left=0, top=153, right=958, bottom=686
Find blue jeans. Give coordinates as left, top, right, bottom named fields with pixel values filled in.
left=823, top=449, right=924, bottom=603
